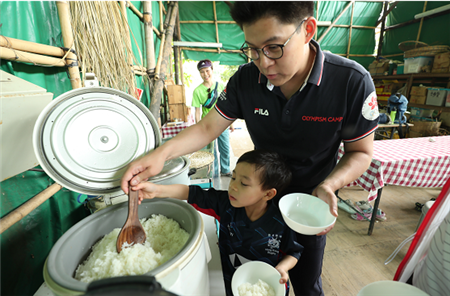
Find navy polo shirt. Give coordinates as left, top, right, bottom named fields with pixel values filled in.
left=215, top=39, right=379, bottom=193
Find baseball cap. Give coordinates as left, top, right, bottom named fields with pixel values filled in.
left=197, top=59, right=213, bottom=70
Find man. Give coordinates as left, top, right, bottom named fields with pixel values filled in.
left=191, top=59, right=233, bottom=177
left=122, top=2, right=378, bottom=295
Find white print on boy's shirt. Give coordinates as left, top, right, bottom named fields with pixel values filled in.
left=266, top=234, right=282, bottom=256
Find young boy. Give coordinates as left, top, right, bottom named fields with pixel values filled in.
left=132, top=150, right=303, bottom=296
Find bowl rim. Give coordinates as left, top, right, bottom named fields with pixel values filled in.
left=279, top=193, right=337, bottom=232
left=231, top=261, right=284, bottom=295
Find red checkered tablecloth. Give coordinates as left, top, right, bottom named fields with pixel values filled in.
left=338, top=136, right=450, bottom=202
left=161, top=122, right=191, bottom=139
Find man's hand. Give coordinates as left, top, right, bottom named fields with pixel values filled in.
left=120, top=151, right=166, bottom=194
left=312, top=181, right=338, bottom=235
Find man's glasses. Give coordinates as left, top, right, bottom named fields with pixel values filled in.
left=240, top=18, right=308, bottom=61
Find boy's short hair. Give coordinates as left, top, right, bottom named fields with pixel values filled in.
left=197, top=59, right=213, bottom=70
left=237, top=150, right=292, bottom=194
left=230, top=1, right=314, bottom=29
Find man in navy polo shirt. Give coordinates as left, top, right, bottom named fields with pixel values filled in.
left=122, top=2, right=379, bottom=295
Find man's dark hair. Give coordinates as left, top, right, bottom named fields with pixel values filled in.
left=230, top=2, right=314, bottom=29
left=237, top=150, right=292, bottom=194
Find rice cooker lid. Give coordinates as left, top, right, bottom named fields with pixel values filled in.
left=33, top=86, right=161, bottom=196
left=149, top=157, right=186, bottom=180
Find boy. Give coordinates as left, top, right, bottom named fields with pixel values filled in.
left=132, top=150, right=303, bottom=296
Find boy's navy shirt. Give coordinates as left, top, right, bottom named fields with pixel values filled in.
left=188, top=185, right=303, bottom=296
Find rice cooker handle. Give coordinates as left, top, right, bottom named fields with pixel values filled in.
left=84, top=275, right=179, bottom=296
left=188, top=168, right=197, bottom=177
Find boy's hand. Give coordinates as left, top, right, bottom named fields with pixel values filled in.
left=131, top=182, right=159, bottom=204
left=275, top=266, right=289, bottom=285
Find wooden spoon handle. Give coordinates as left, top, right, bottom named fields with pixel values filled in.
left=128, top=187, right=139, bottom=220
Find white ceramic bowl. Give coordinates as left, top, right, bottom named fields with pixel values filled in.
left=231, top=261, right=285, bottom=296
left=279, top=193, right=336, bottom=235
left=357, top=280, right=429, bottom=296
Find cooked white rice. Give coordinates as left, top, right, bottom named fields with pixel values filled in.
left=75, top=214, right=189, bottom=283
left=238, top=279, right=276, bottom=296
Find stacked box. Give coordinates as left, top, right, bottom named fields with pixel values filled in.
left=166, top=85, right=187, bottom=122
left=426, top=88, right=449, bottom=106
left=409, top=86, right=428, bottom=104
left=404, top=56, right=434, bottom=74
left=432, top=52, right=450, bottom=73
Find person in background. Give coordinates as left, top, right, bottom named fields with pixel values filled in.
left=133, top=150, right=303, bottom=296
left=191, top=59, right=234, bottom=177
left=122, top=2, right=378, bottom=295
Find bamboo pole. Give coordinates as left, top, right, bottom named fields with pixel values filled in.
left=213, top=1, right=221, bottom=54
left=127, top=1, right=143, bottom=19
left=151, top=2, right=178, bottom=124
left=315, top=1, right=320, bottom=40
left=173, top=11, right=181, bottom=85
left=159, top=1, right=164, bottom=33
left=0, top=183, right=62, bottom=234
left=346, top=1, right=355, bottom=58
left=126, top=1, right=160, bottom=38
left=178, top=46, right=240, bottom=53
left=375, top=1, right=398, bottom=27
left=416, top=1, right=428, bottom=44
left=0, top=36, right=66, bottom=57
left=0, top=46, right=66, bottom=67
left=120, top=1, right=138, bottom=99
left=56, top=1, right=81, bottom=89
left=180, top=20, right=236, bottom=24
left=144, top=1, right=156, bottom=80
left=376, top=1, right=388, bottom=59
left=318, top=1, right=353, bottom=43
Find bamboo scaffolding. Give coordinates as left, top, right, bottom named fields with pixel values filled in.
left=385, top=7, right=450, bottom=31
left=159, top=1, right=164, bottom=33
left=0, top=183, right=63, bottom=234
left=318, top=1, right=353, bottom=43
left=0, top=36, right=65, bottom=57
left=56, top=1, right=82, bottom=89
left=173, top=11, right=182, bottom=85
left=416, top=1, right=428, bottom=43
left=375, top=1, right=398, bottom=27
left=0, top=46, right=66, bottom=67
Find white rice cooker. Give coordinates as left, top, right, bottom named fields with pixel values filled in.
left=32, top=87, right=211, bottom=295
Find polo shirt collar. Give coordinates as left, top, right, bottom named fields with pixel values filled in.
left=258, top=38, right=325, bottom=89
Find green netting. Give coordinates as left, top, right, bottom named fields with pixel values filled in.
left=382, top=1, right=450, bottom=58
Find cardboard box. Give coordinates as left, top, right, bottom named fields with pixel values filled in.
left=404, top=56, right=434, bottom=74
left=433, top=51, right=450, bottom=68
left=431, top=67, right=449, bottom=73
left=166, top=85, right=186, bottom=104
left=440, top=111, right=450, bottom=127
left=168, top=103, right=187, bottom=122
left=409, top=95, right=427, bottom=105
left=426, top=88, right=449, bottom=106
left=410, top=107, right=434, bottom=117
left=410, top=86, right=428, bottom=96
left=376, top=62, right=390, bottom=74
left=446, top=91, right=450, bottom=107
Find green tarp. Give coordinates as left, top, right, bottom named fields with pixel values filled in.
left=1, top=2, right=449, bottom=295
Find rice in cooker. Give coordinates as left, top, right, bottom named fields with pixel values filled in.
left=75, top=214, right=189, bottom=283
left=238, top=279, right=276, bottom=296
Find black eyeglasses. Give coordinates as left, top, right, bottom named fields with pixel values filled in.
left=240, top=18, right=308, bottom=61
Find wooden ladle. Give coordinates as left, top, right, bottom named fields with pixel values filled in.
left=116, top=186, right=146, bottom=253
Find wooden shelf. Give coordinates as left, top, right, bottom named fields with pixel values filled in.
left=372, top=72, right=450, bottom=112
left=371, top=73, right=450, bottom=80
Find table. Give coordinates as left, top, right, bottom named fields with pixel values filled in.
left=338, top=136, right=450, bottom=235
left=160, top=122, right=191, bottom=139
left=376, top=123, right=413, bottom=139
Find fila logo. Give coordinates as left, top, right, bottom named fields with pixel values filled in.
left=254, top=108, right=269, bottom=116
